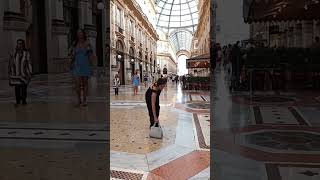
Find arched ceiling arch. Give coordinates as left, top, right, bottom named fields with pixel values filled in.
left=155, top=0, right=199, bottom=35
left=169, top=29, right=193, bottom=54
left=154, top=0, right=199, bottom=56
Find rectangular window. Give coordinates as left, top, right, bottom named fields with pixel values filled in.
left=129, top=20, right=133, bottom=35
left=132, top=22, right=135, bottom=36
left=120, top=11, right=123, bottom=28
left=116, top=7, right=121, bottom=27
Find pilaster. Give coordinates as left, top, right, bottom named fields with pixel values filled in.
left=294, top=23, right=303, bottom=47
left=302, top=20, right=314, bottom=48
left=0, top=0, right=29, bottom=79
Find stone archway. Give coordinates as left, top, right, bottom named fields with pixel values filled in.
left=116, top=40, right=125, bottom=84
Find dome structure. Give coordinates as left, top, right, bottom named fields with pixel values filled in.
left=155, top=0, right=198, bottom=54
left=155, top=0, right=199, bottom=34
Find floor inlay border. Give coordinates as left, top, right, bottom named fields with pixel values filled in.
left=193, top=114, right=210, bottom=149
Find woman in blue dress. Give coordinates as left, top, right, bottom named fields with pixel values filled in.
left=69, top=29, right=96, bottom=106
left=132, top=70, right=140, bottom=95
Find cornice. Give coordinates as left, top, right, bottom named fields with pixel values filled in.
left=115, top=0, right=159, bottom=41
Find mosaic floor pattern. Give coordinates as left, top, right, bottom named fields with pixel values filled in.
left=212, top=68, right=320, bottom=180
left=0, top=71, right=108, bottom=180
left=110, top=83, right=210, bottom=179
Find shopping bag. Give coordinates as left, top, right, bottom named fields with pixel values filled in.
left=149, top=123, right=163, bottom=139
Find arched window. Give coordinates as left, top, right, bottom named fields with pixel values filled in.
left=129, top=47, right=134, bottom=57
left=116, top=40, right=124, bottom=52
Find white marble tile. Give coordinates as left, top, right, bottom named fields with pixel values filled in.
left=296, top=106, right=320, bottom=126
left=260, top=107, right=297, bottom=124
left=110, top=151, right=149, bottom=171
left=197, top=114, right=210, bottom=146
left=279, top=167, right=320, bottom=180
left=212, top=149, right=267, bottom=180
left=175, top=114, right=196, bottom=148
left=146, top=144, right=194, bottom=170
left=188, top=167, right=210, bottom=180
left=203, top=95, right=210, bottom=102
left=0, top=128, right=107, bottom=141
left=191, top=95, right=203, bottom=101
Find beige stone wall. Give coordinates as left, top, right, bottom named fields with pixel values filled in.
left=157, top=54, right=177, bottom=75
left=250, top=20, right=319, bottom=48
left=110, top=0, right=158, bottom=84
left=192, top=0, right=210, bottom=56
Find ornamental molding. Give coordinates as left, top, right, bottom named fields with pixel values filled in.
left=52, top=19, right=69, bottom=35
left=3, top=11, right=29, bottom=32
left=84, top=24, right=97, bottom=37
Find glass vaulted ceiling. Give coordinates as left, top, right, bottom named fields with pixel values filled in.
left=169, top=30, right=193, bottom=53
left=155, top=0, right=198, bottom=53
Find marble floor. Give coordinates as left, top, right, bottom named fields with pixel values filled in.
left=212, top=68, right=320, bottom=180
left=0, top=69, right=109, bottom=180
left=110, top=82, right=210, bottom=179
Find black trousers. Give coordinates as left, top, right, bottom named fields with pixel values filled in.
left=114, top=88, right=119, bottom=95
left=15, top=85, right=27, bottom=104
left=147, top=103, right=160, bottom=127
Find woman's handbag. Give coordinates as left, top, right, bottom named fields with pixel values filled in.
left=149, top=123, right=163, bottom=139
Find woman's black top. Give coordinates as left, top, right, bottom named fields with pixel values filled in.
left=145, top=84, right=161, bottom=113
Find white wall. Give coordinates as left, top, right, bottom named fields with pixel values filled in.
left=215, top=0, right=249, bottom=45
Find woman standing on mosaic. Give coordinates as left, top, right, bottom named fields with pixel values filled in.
left=145, top=78, right=167, bottom=128
left=132, top=70, right=140, bottom=95
left=69, top=29, right=96, bottom=107
left=8, top=39, right=32, bottom=106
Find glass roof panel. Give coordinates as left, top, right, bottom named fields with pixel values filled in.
left=169, top=30, right=193, bottom=53
left=155, top=0, right=198, bottom=54
left=155, top=0, right=198, bottom=33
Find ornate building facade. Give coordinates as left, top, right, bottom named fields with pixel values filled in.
left=193, top=0, right=210, bottom=56
left=188, top=0, right=210, bottom=77
left=250, top=21, right=320, bottom=48
left=156, top=30, right=178, bottom=76
left=0, top=0, right=108, bottom=79
left=244, top=0, right=320, bottom=48
left=110, top=0, right=158, bottom=85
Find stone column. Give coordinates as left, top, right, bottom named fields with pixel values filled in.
left=287, top=27, right=294, bottom=47
left=84, top=24, right=97, bottom=66
left=0, top=0, right=29, bottom=79
left=80, top=0, right=97, bottom=67
left=315, top=21, right=320, bottom=39
left=302, top=20, right=314, bottom=48
left=8, top=0, right=21, bottom=12
left=50, top=0, right=69, bottom=73
left=294, top=23, right=303, bottom=47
